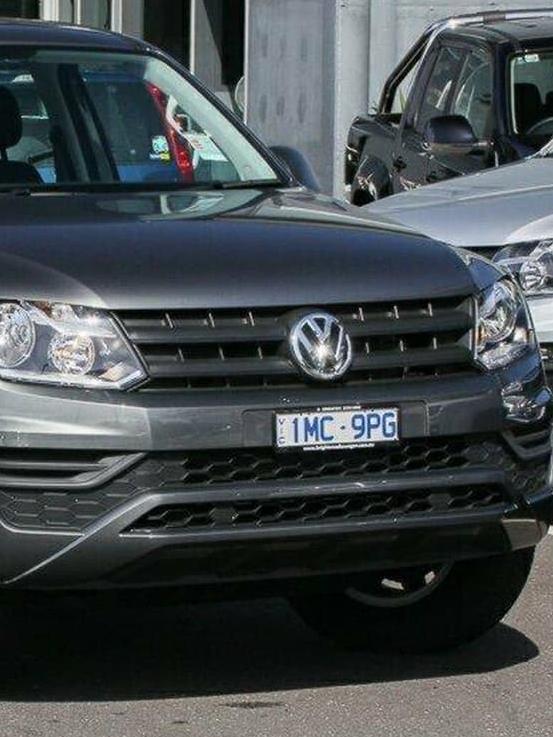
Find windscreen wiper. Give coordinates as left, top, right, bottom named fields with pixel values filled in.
left=0, top=179, right=286, bottom=196
left=212, top=179, right=285, bottom=190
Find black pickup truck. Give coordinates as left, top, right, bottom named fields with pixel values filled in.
left=346, top=9, right=553, bottom=205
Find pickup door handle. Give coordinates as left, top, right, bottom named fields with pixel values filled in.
left=392, top=156, right=407, bottom=172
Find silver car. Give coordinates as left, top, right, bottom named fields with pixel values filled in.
left=366, top=150, right=553, bottom=378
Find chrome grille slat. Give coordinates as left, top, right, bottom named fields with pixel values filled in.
left=116, top=296, right=476, bottom=391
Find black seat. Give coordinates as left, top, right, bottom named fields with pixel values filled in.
left=0, top=86, right=42, bottom=185
left=514, top=82, right=543, bottom=134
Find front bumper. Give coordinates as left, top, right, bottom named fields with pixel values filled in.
left=0, top=370, right=550, bottom=592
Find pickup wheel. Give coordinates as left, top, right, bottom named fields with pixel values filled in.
left=289, top=548, right=534, bottom=653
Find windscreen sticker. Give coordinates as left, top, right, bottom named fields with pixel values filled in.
left=182, top=133, right=228, bottom=162
left=149, top=135, right=171, bottom=161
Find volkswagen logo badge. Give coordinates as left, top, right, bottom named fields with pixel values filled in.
left=289, top=312, right=353, bottom=381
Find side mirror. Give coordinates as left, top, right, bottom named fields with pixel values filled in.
left=269, top=146, right=321, bottom=192
left=424, top=115, right=490, bottom=156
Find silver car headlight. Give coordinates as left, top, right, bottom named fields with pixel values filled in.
left=476, top=280, right=535, bottom=370
left=0, top=301, right=146, bottom=389
left=493, top=240, right=553, bottom=295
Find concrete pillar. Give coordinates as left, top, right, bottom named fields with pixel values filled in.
left=333, top=0, right=370, bottom=195
left=40, top=0, right=73, bottom=21
left=247, top=0, right=337, bottom=194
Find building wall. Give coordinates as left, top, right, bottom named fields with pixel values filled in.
left=246, top=0, right=338, bottom=192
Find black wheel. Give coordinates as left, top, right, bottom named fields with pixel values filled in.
left=290, top=548, right=535, bottom=653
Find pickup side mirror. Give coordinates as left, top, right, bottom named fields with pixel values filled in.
left=424, top=115, right=490, bottom=156
left=269, top=146, right=321, bottom=192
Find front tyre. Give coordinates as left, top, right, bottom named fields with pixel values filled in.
left=290, top=548, right=535, bottom=653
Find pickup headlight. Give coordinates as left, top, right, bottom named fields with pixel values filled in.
left=0, top=302, right=146, bottom=389
left=476, top=280, right=535, bottom=370
left=493, top=240, right=553, bottom=295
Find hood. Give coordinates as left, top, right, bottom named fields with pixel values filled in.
left=0, top=187, right=480, bottom=309
left=366, top=157, right=553, bottom=247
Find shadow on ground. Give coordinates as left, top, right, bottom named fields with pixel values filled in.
left=0, top=597, right=538, bottom=702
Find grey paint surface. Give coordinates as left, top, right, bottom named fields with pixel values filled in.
left=366, top=157, right=553, bottom=248
left=0, top=538, right=551, bottom=736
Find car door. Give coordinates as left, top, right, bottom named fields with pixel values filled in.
left=392, top=44, right=463, bottom=193
left=426, top=45, right=494, bottom=184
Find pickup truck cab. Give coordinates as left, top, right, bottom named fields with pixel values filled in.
left=346, top=9, right=553, bottom=205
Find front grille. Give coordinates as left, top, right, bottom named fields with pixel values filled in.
left=126, top=485, right=505, bottom=534
left=116, top=296, right=476, bottom=391
left=0, top=434, right=546, bottom=533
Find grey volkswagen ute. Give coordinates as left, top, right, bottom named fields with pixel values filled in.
left=0, top=20, right=549, bottom=653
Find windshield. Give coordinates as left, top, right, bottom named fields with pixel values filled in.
left=0, top=49, right=281, bottom=191
left=509, top=51, right=553, bottom=148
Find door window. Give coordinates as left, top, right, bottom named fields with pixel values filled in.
left=510, top=51, right=553, bottom=141
left=391, top=64, right=418, bottom=115
left=451, top=49, right=493, bottom=139
left=0, top=71, right=55, bottom=181
left=415, top=46, right=463, bottom=133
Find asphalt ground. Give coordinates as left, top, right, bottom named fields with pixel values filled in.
left=1, top=537, right=552, bottom=737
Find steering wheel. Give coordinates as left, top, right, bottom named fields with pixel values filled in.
left=525, top=117, right=553, bottom=136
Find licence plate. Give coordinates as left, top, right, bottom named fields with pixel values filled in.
left=275, top=406, right=400, bottom=451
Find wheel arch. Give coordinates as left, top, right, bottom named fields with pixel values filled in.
left=351, top=155, right=392, bottom=206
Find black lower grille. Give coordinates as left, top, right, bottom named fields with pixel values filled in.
left=126, top=485, right=505, bottom=534
left=0, top=434, right=547, bottom=532
left=130, top=438, right=474, bottom=487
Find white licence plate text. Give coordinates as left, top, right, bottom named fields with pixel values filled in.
left=275, top=407, right=399, bottom=450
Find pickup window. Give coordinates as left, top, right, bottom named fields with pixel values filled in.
left=510, top=51, right=553, bottom=142
left=390, top=65, right=418, bottom=115
left=451, top=48, right=493, bottom=139
left=415, top=46, right=463, bottom=132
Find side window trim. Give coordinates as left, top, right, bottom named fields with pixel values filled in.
left=403, top=48, right=438, bottom=131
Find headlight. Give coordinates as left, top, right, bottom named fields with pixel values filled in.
left=493, top=240, right=553, bottom=296
left=0, top=301, right=146, bottom=389
left=476, top=280, right=535, bottom=370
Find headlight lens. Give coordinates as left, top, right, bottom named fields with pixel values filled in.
left=0, top=304, right=36, bottom=367
left=0, top=301, right=146, bottom=389
left=493, top=240, right=553, bottom=296
left=476, top=280, right=535, bottom=370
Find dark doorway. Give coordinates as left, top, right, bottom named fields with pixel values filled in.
left=0, top=0, right=39, bottom=17
left=193, top=0, right=245, bottom=115
left=143, top=0, right=191, bottom=68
